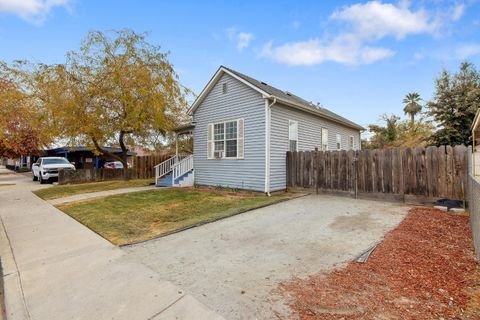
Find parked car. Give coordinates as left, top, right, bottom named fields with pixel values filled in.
left=32, top=157, right=75, bottom=184
left=103, top=161, right=129, bottom=169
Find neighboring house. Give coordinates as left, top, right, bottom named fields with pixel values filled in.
left=4, top=146, right=137, bottom=171
left=472, top=108, right=480, bottom=178
left=45, top=146, right=136, bottom=169
left=156, top=66, right=363, bottom=192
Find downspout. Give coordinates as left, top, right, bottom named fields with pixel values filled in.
left=264, top=97, right=277, bottom=196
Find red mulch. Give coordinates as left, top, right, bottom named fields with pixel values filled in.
left=279, top=207, right=480, bottom=319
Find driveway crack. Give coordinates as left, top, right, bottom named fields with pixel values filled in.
left=146, top=294, right=185, bottom=320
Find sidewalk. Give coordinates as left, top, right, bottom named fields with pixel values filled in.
left=48, top=185, right=162, bottom=205
left=0, top=174, right=222, bottom=320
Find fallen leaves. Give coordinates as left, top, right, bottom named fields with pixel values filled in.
left=280, top=207, right=480, bottom=319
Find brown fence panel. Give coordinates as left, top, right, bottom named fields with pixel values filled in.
left=287, top=145, right=468, bottom=202
left=58, top=153, right=171, bottom=184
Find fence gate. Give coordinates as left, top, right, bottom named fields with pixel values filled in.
left=287, top=145, right=468, bottom=202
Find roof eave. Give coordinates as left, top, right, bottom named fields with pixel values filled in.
left=271, top=96, right=365, bottom=131
left=188, top=66, right=271, bottom=115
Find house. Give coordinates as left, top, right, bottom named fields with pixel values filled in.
left=45, top=146, right=136, bottom=169
left=155, top=66, right=364, bottom=192
left=472, top=108, right=480, bottom=178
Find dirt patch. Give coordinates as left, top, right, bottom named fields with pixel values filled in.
left=329, top=210, right=381, bottom=232
left=279, top=207, right=480, bottom=319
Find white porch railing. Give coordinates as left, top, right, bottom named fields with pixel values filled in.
left=172, top=155, right=193, bottom=185
left=154, top=153, right=190, bottom=185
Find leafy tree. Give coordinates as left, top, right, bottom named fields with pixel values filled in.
left=402, top=92, right=422, bottom=127
left=0, top=78, right=50, bottom=158
left=395, top=117, right=435, bottom=147
left=5, top=30, right=190, bottom=178
left=364, top=114, right=434, bottom=149
left=366, top=114, right=400, bottom=148
left=427, top=61, right=480, bottom=146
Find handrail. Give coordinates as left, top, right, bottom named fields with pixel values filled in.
left=154, top=156, right=176, bottom=185
left=172, top=155, right=194, bottom=186
left=154, top=153, right=192, bottom=185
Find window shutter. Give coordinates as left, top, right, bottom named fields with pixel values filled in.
left=237, top=119, right=244, bottom=159
left=207, top=123, right=214, bottom=159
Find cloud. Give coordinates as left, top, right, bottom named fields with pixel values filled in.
left=261, top=38, right=394, bottom=66
left=261, top=1, right=466, bottom=66
left=237, top=32, right=253, bottom=51
left=455, top=43, right=480, bottom=59
left=451, top=3, right=465, bottom=22
left=0, top=0, right=70, bottom=25
left=226, top=27, right=254, bottom=51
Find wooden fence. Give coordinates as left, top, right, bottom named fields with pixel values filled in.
left=131, top=153, right=171, bottom=179
left=287, top=145, right=468, bottom=202
left=59, top=153, right=171, bottom=184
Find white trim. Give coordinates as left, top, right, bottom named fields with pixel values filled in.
left=188, top=66, right=271, bottom=115
left=288, top=119, right=299, bottom=152
left=473, top=109, right=480, bottom=131
left=264, top=99, right=271, bottom=193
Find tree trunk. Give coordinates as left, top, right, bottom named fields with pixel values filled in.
left=120, top=151, right=129, bottom=181
left=91, top=133, right=131, bottom=181
left=118, top=131, right=131, bottom=181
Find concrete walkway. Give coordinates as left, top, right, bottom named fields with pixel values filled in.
left=125, top=195, right=409, bottom=319
left=48, top=185, right=161, bottom=205
left=0, top=173, right=222, bottom=320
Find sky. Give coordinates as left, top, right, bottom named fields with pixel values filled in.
left=1, top=0, right=480, bottom=133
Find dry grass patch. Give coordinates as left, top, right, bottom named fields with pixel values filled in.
left=57, top=188, right=291, bottom=245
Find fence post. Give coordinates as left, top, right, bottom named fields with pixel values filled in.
left=354, top=151, right=358, bottom=199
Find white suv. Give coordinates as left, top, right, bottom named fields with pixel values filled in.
left=32, top=157, right=76, bottom=184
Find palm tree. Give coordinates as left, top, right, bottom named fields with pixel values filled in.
left=402, top=92, right=423, bottom=127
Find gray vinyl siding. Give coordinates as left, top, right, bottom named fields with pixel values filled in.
left=270, top=102, right=361, bottom=191
left=193, top=73, right=266, bottom=191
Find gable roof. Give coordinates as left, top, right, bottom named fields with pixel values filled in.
left=188, top=66, right=364, bottom=131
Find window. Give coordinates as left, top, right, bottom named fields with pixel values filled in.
left=222, top=82, right=228, bottom=94
left=225, top=121, right=237, bottom=157
left=349, top=136, right=354, bottom=150
left=336, top=134, right=341, bottom=150
left=288, top=120, right=298, bottom=152
left=321, top=128, right=328, bottom=150
left=214, top=123, right=224, bottom=154
left=42, top=158, right=70, bottom=165
left=208, top=119, right=244, bottom=159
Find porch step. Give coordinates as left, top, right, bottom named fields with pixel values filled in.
left=174, top=169, right=194, bottom=186
left=156, top=173, right=172, bottom=187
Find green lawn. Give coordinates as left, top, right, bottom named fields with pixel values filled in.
left=33, top=179, right=154, bottom=200
left=56, top=189, right=290, bottom=245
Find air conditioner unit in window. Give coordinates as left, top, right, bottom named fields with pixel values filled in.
left=214, top=151, right=223, bottom=159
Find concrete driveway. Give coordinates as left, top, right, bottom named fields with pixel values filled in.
left=124, top=194, right=409, bottom=319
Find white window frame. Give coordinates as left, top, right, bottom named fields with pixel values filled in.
left=336, top=134, right=342, bottom=150
left=321, top=128, right=329, bottom=151
left=288, top=120, right=298, bottom=152
left=349, top=135, right=354, bottom=150
left=209, top=118, right=244, bottom=159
